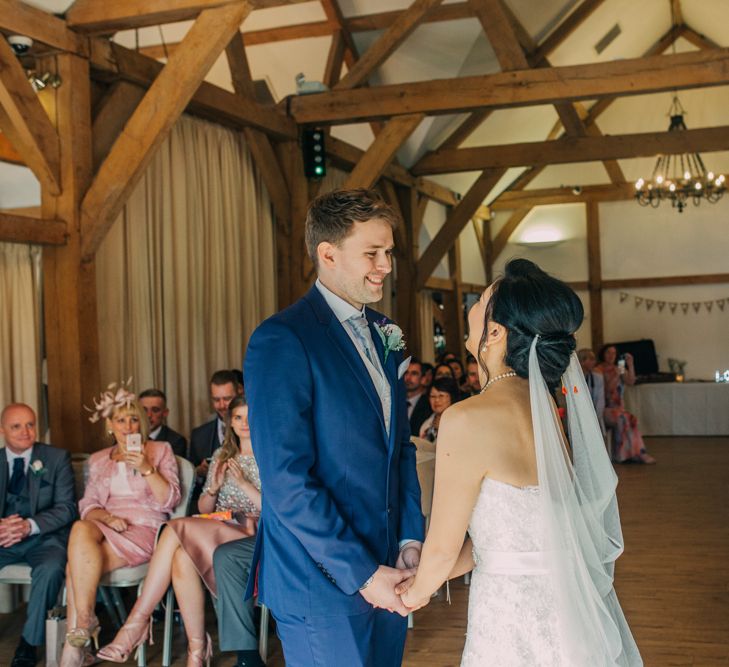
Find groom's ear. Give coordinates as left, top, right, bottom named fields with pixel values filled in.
left=317, top=242, right=337, bottom=270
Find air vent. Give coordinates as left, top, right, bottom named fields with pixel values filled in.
left=594, top=23, right=621, bottom=54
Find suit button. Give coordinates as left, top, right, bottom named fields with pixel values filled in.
left=387, top=506, right=392, bottom=515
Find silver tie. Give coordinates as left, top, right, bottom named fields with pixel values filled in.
left=348, top=315, right=382, bottom=375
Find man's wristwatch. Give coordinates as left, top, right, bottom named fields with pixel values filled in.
left=359, top=573, right=375, bottom=590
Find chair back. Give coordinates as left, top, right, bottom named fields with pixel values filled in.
left=412, top=437, right=436, bottom=527
left=171, top=456, right=195, bottom=518
left=71, top=453, right=89, bottom=501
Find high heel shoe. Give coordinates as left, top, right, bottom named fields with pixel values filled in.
left=65, top=615, right=100, bottom=649
left=186, top=633, right=212, bottom=667
left=96, top=610, right=152, bottom=663
left=59, top=643, right=96, bottom=667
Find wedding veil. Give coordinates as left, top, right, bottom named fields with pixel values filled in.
left=528, top=337, right=643, bottom=666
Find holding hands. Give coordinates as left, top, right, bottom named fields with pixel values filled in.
left=359, top=565, right=416, bottom=617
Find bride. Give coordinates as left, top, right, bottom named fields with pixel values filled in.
left=398, top=259, right=642, bottom=666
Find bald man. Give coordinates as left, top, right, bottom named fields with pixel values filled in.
left=0, top=404, right=77, bottom=667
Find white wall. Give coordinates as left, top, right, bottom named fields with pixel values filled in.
left=491, top=198, right=729, bottom=379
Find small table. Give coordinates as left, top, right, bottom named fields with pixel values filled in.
left=624, top=382, right=729, bottom=436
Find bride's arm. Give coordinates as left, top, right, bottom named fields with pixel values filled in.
left=399, top=405, right=485, bottom=608
left=447, top=537, right=475, bottom=580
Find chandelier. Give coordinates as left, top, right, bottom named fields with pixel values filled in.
left=635, top=96, right=725, bottom=213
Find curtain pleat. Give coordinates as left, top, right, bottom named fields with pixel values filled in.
left=96, top=115, right=276, bottom=437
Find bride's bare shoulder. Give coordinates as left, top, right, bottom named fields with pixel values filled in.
left=438, top=396, right=502, bottom=447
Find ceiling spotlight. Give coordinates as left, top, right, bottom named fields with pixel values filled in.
left=7, top=35, right=33, bottom=55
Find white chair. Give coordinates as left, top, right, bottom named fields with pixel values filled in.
left=97, top=456, right=194, bottom=667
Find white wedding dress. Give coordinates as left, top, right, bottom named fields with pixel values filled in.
left=462, top=477, right=562, bottom=666
left=460, top=341, right=642, bottom=666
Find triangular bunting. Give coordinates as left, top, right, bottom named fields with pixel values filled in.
left=645, top=299, right=655, bottom=311
left=635, top=297, right=644, bottom=307
left=692, top=302, right=701, bottom=313
left=705, top=301, right=714, bottom=313
left=669, top=303, right=678, bottom=314
left=681, top=303, right=689, bottom=314
left=717, top=299, right=726, bottom=311
left=657, top=301, right=666, bottom=312
left=619, top=292, right=629, bottom=303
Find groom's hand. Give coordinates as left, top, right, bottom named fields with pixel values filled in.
left=396, top=542, right=422, bottom=570
left=359, top=565, right=415, bottom=617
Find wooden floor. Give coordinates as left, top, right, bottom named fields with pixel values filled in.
left=1, top=437, right=727, bottom=666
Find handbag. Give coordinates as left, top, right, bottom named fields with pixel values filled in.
left=45, top=606, right=66, bottom=667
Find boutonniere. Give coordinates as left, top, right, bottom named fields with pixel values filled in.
left=30, top=460, right=46, bottom=476
left=374, top=320, right=406, bottom=364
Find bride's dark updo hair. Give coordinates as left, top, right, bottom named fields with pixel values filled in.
left=479, top=259, right=584, bottom=386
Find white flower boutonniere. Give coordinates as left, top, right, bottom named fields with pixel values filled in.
left=30, top=460, right=45, bottom=476
left=374, top=320, right=406, bottom=364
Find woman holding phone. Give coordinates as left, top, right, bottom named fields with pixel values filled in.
left=98, top=395, right=261, bottom=667
left=60, top=386, right=180, bottom=667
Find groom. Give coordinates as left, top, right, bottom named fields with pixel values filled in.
left=244, top=188, right=424, bottom=666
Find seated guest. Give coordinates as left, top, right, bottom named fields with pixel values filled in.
left=60, top=387, right=180, bottom=666
left=465, top=355, right=481, bottom=396
left=139, top=389, right=188, bottom=459
left=597, top=345, right=656, bottom=464
left=0, top=403, right=77, bottom=667
left=404, top=358, right=433, bottom=437
left=420, top=362, right=434, bottom=391
left=189, top=370, right=243, bottom=480
left=419, top=377, right=460, bottom=443
left=577, top=348, right=606, bottom=436
left=433, top=363, right=455, bottom=381
left=98, top=395, right=262, bottom=667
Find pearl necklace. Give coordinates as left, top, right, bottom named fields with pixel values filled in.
left=480, top=370, right=518, bottom=393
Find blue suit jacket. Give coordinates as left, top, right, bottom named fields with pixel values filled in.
left=244, top=286, right=424, bottom=616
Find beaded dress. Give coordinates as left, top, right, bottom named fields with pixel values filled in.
left=166, top=451, right=261, bottom=595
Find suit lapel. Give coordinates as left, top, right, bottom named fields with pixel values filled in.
left=305, top=286, right=388, bottom=436
left=0, top=448, right=7, bottom=517
left=28, top=444, right=42, bottom=514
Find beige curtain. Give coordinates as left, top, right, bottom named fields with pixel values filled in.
left=0, top=243, right=41, bottom=416
left=96, top=115, right=276, bottom=437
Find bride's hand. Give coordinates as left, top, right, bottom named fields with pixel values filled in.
left=396, top=576, right=430, bottom=612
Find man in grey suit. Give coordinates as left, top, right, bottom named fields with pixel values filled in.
left=578, top=349, right=607, bottom=436
left=0, top=403, right=77, bottom=667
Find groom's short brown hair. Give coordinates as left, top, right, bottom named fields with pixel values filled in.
left=305, top=188, right=400, bottom=268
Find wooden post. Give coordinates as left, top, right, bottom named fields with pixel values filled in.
left=394, top=185, right=422, bottom=356
left=445, top=240, right=465, bottom=360
left=586, top=201, right=604, bottom=350
left=41, top=53, right=100, bottom=452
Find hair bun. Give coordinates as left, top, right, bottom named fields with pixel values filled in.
left=535, top=332, right=577, bottom=385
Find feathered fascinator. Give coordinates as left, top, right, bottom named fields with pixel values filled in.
left=85, top=378, right=136, bottom=423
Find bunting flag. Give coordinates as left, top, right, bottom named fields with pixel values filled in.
left=616, top=291, right=729, bottom=315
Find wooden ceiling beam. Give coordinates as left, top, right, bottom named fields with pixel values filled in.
left=531, top=0, right=607, bottom=63
left=681, top=25, right=721, bottom=51
left=416, top=168, right=505, bottom=287
left=65, top=0, right=312, bottom=33
left=291, top=48, right=729, bottom=124
left=226, top=30, right=290, bottom=223
left=0, top=0, right=87, bottom=55
left=490, top=183, right=635, bottom=210
left=343, top=113, right=424, bottom=189
left=0, top=36, right=61, bottom=195
left=0, top=131, right=22, bottom=164
left=414, top=124, right=729, bottom=173
left=491, top=208, right=530, bottom=258
left=334, top=0, right=445, bottom=90
left=469, top=0, right=528, bottom=70
left=322, top=29, right=346, bottom=88
left=89, top=39, right=296, bottom=139
left=0, top=212, right=67, bottom=245
left=80, top=2, right=253, bottom=261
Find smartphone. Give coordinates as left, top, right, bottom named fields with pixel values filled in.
left=126, top=433, right=142, bottom=453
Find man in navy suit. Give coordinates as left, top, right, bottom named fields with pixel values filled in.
left=139, top=389, right=188, bottom=458
left=245, top=189, right=424, bottom=667
left=0, top=403, right=77, bottom=667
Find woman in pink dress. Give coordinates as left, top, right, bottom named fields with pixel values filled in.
left=597, top=345, right=656, bottom=464
left=97, top=395, right=261, bottom=667
left=60, top=387, right=181, bottom=667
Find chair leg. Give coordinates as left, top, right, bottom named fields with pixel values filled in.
left=99, top=587, right=122, bottom=629
left=407, top=612, right=414, bottom=629
left=259, top=604, right=269, bottom=664
left=162, top=587, right=174, bottom=667
left=111, top=587, right=128, bottom=624
left=464, top=572, right=471, bottom=585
